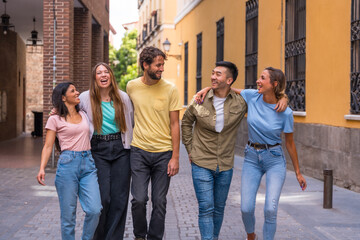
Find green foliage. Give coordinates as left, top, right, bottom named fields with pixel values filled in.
left=109, top=29, right=138, bottom=91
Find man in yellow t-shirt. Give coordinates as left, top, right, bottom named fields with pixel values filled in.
left=126, top=47, right=182, bottom=240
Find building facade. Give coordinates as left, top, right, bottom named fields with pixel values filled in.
left=156, top=0, right=360, bottom=191
left=137, top=0, right=180, bottom=86
left=43, top=0, right=110, bottom=137
left=0, top=0, right=109, bottom=144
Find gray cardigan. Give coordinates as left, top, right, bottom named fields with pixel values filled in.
left=79, top=90, right=134, bottom=149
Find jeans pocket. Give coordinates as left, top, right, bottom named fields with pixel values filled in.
left=269, top=148, right=283, bottom=158
left=58, top=154, right=72, bottom=164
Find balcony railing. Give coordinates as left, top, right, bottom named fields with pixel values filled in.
left=137, top=9, right=161, bottom=49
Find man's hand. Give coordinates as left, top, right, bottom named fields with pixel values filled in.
left=188, top=153, right=192, bottom=163
left=167, top=158, right=179, bottom=177
left=274, top=95, right=288, bottom=112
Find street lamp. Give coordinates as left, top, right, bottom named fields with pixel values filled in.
left=162, top=38, right=181, bottom=60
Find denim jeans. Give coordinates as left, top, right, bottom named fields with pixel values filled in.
left=130, top=146, right=172, bottom=240
left=91, top=137, right=131, bottom=240
left=55, top=150, right=102, bottom=240
left=191, top=163, right=233, bottom=240
left=240, top=144, right=286, bottom=240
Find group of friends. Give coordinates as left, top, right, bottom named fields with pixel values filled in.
left=36, top=46, right=307, bottom=240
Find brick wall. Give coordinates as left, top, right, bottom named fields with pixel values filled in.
left=91, top=23, right=104, bottom=68
left=43, top=0, right=74, bottom=138
left=74, top=7, right=91, bottom=93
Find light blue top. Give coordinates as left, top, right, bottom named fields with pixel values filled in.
left=94, top=101, right=119, bottom=135
left=240, top=89, right=293, bottom=145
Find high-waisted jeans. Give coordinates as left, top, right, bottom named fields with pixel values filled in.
left=240, top=144, right=286, bottom=240
left=55, top=150, right=102, bottom=240
left=91, top=136, right=131, bottom=240
left=192, top=163, right=233, bottom=240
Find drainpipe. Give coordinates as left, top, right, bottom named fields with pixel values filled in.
left=51, top=0, right=57, bottom=168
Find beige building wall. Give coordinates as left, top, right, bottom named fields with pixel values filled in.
left=25, top=46, right=43, bottom=133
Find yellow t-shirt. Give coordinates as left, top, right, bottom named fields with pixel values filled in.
left=127, top=77, right=182, bottom=152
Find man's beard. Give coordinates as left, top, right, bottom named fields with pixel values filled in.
left=148, top=69, right=161, bottom=80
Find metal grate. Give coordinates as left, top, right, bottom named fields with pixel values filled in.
left=245, top=0, right=258, bottom=89
left=196, top=33, right=202, bottom=92
left=184, top=42, right=189, bottom=105
left=351, top=0, right=360, bottom=113
left=285, top=0, right=306, bottom=111
left=216, top=18, right=224, bottom=62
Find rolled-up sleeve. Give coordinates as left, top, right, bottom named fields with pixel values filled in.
left=181, top=102, right=196, bottom=154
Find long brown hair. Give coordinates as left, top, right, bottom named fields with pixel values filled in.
left=264, top=67, right=286, bottom=100
left=90, top=62, right=127, bottom=134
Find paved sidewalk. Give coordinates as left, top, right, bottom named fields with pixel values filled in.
left=0, top=142, right=360, bottom=239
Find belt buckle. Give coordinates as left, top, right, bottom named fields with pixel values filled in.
left=105, top=135, right=110, bottom=141
left=254, top=143, right=261, bottom=150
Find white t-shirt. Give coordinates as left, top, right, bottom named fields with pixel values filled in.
left=213, top=95, right=226, bottom=133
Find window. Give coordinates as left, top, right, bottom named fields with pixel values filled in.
left=216, top=18, right=224, bottom=62
left=351, top=0, right=360, bottom=113
left=196, top=33, right=202, bottom=92
left=285, top=0, right=306, bottom=111
left=184, top=42, right=189, bottom=105
left=245, top=0, right=258, bottom=89
left=0, top=91, right=7, bottom=122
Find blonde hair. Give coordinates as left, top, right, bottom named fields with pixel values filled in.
left=264, top=67, right=286, bottom=100
left=90, top=62, right=127, bottom=133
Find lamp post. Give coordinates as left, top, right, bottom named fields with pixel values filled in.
left=162, top=38, right=181, bottom=60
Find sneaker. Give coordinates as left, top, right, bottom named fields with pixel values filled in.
left=134, top=238, right=145, bottom=240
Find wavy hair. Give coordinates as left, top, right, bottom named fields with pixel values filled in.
left=90, top=62, right=127, bottom=134
left=264, top=67, right=286, bottom=100
left=52, top=82, right=79, bottom=120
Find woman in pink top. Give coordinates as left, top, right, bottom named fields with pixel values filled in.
left=37, top=82, right=102, bottom=240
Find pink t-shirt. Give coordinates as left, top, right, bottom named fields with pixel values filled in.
left=45, top=111, right=91, bottom=151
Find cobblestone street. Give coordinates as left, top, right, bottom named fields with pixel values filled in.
left=0, top=136, right=359, bottom=239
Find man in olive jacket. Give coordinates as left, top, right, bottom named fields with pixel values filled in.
left=181, top=61, right=247, bottom=240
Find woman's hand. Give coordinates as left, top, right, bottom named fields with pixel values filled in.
left=49, top=108, right=57, bottom=116
left=296, top=173, right=307, bottom=191
left=37, top=169, right=46, bottom=186
left=195, top=87, right=211, bottom=104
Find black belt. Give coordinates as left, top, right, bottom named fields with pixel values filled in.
left=248, top=141, right=280, bottom=150
left=92, top=132, right=121, bottom=141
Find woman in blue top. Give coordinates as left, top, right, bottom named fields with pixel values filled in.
left=239, top=67, right=307, bottom=240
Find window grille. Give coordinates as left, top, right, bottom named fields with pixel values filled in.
left=216, top=18, right=224, bottom=62
left=351, top=0, right=360, bottom=113
left=196, top=33, right=202, bottom=92
left=245, top=0, right=258, bottom=89
left=285, top=0, right=306, bottom=111
left=184, top=42, right=189, bottom=105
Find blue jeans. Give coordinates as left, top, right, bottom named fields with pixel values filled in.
left=241, top=145, right=286, bottom=240
left=191, top=163, right=233, bottom=240
left=55, top=150, right=102, bottom=240
left=130, top=146, right=172, bottom=240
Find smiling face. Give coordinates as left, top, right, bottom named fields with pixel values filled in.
left=144, top=56, right=164, bottom=80
left=256, top=70, right=277, bottom=94
left=95, top=64, right=111, bottom=89
left=62, top=84, right=80, bottom=105
left=211, top=66, right=233, bottom=91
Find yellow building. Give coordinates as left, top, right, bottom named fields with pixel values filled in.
left=139, top=0, right=360, bottom=191
left=137, top=0, right=180, bottom=86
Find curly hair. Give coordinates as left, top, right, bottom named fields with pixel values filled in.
left=139, top=46, right=167, bottom=70
left=264, top=67, right=286, bottom=100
